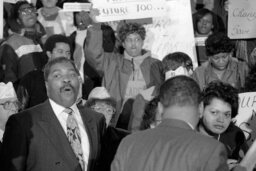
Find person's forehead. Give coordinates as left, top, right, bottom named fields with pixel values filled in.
left=94, top=101, right=114, bottom=108
left=126, top=33, right=142, bottom=39
left=54, top=42, right=70, bottom=50
left=49, top=62, right=75, bottom=72
left=19, top=4, right=33, bottom=10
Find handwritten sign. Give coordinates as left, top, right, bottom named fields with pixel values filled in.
left=91, top=0, right=167, bottom=22
left=228, top=0, right=256, bottom=39
left=233, top=92, right=256, bottom=146
left=142, top=0, right=197, bottom=66
left=104, top=0, right=197, bottom=67
left=3, top=0, right=19, bottom=3
left=63, top=2, right=92, bottom=12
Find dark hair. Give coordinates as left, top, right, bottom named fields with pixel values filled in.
left=193, top=8, right=223, bottom=34
left=243, top=63, right=256, bottom=92
left=118, top=22, right=146, bottom=43
left=44, top=34, right=72, bottom=53
left=102, top=24, right=116, bottom=52
left=13, top=1, right=34, bottom=19
left=201, top=81, right=239, bottom=118
left=159, top=76, right=201, bottom=108
left=44, top=57, right=79, bottom=81
left=140, top=97, right=160, bottom=130
left=205, top=32, right=234, bottom=56
left=162, top=52, right=193, bottom=72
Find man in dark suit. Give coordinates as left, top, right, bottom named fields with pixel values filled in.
left=111, top=76, right=229, bottom=171
left=0, top=57, right=105, bottom=171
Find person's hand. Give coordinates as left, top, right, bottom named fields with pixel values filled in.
left=79, top=11, right=92, bottom=28
left=228, top=159, right=238, bottom=170
left=89, top=7, right=100, bottom=23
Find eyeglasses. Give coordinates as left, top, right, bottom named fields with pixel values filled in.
left=0, top=101, right=21, bottom=111
left=90, top=105, right=116, bottom=115
left=19, top=7, right=37, bottom=16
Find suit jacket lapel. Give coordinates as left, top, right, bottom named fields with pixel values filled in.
left=38, top=100, right=80, bottom=170
left=79, top=107, right=98, bottom=170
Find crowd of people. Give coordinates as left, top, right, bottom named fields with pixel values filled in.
left=0, top=0, right=256, bottom=171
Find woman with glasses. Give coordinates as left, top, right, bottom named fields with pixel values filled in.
left=192, top=32, right=249, bottom=91
left=0, top=1, right=46, bottom=84
left=0, top=82, right=20, bottom=146
left=85, top=87, right=130, bottom=171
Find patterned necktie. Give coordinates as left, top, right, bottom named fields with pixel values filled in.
left=65, top=108, right=85, bottom=170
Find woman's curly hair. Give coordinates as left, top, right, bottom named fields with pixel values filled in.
left=117, top=22, right=146, bottom=43
left=205, top=32, right=234, bottom=56
left=201, top=81, right=239, bottom=118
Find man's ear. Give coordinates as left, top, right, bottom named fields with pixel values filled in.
left=158, top=101, right=164, bottom=117
left=199, top=102, right=204, bottom=118
left=46, top=51, right=52, bottom=59
left=45, top=81, right=49, bottom=96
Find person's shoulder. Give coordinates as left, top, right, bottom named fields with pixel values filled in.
left=106, top=126, right=131, bottom=141
left=5, top=34, right=22, bottom=43
left=79, top=105, right=105, bottom=121
left=191, top=131, right=223, bottom=147
left=224, top=122, right=245, bottom=137
left=194, top=61, right=209, bottom=71
left=8, top=101, right=47, bottom=124
left=120, top=128, right=153, bottom=144
left=20, top=70, right=44, bottom=81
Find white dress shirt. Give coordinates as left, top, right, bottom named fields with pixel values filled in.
left=0, top=129, right=4, bottom=142
left=49, top=99, right=90, bottom=171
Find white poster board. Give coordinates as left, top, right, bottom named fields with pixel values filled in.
left=228, top=0, right=256, bottom=39
left=143, top=0, right=197, bottom=65
left=92, top=0, right=197, bottom=66
left=91, top=0, right=167, bottom=22
left=233, top=92, right=256, bottom=146
left=63, top=3, right=92, bottom=12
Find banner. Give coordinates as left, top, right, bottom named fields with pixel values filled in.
left=63, top=3, right=92, bottom=12
left=228, top=0, right=256, bottom=39
left=142, top=0, right=197, bottom=66
left=103, top=0, right=197, bottom=66
left=91, top=0, right=167, bottom=22
left=233, top=92, right=256, bottom=146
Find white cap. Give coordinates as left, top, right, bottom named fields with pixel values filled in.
left=88, top=87, right=111, bottom=100
left=165, top=66, right=190, bottom=81
left=0, top=82, right=17, bottom=103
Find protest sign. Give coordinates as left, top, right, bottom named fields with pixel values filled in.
left=142, top=0, right=197, bottom=66
left=233, top=92, right=256, bottom=146
left=63, top=3, right=92, bottom=12
left=103, top=0, right=197, bottom=65
left=228, top=0, right=256, bottom=39
left=91, top=0, right=167, bottom=22
left=3, top=0, right=18, bottom=3
left=240, top=138, right=256, bottom=171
